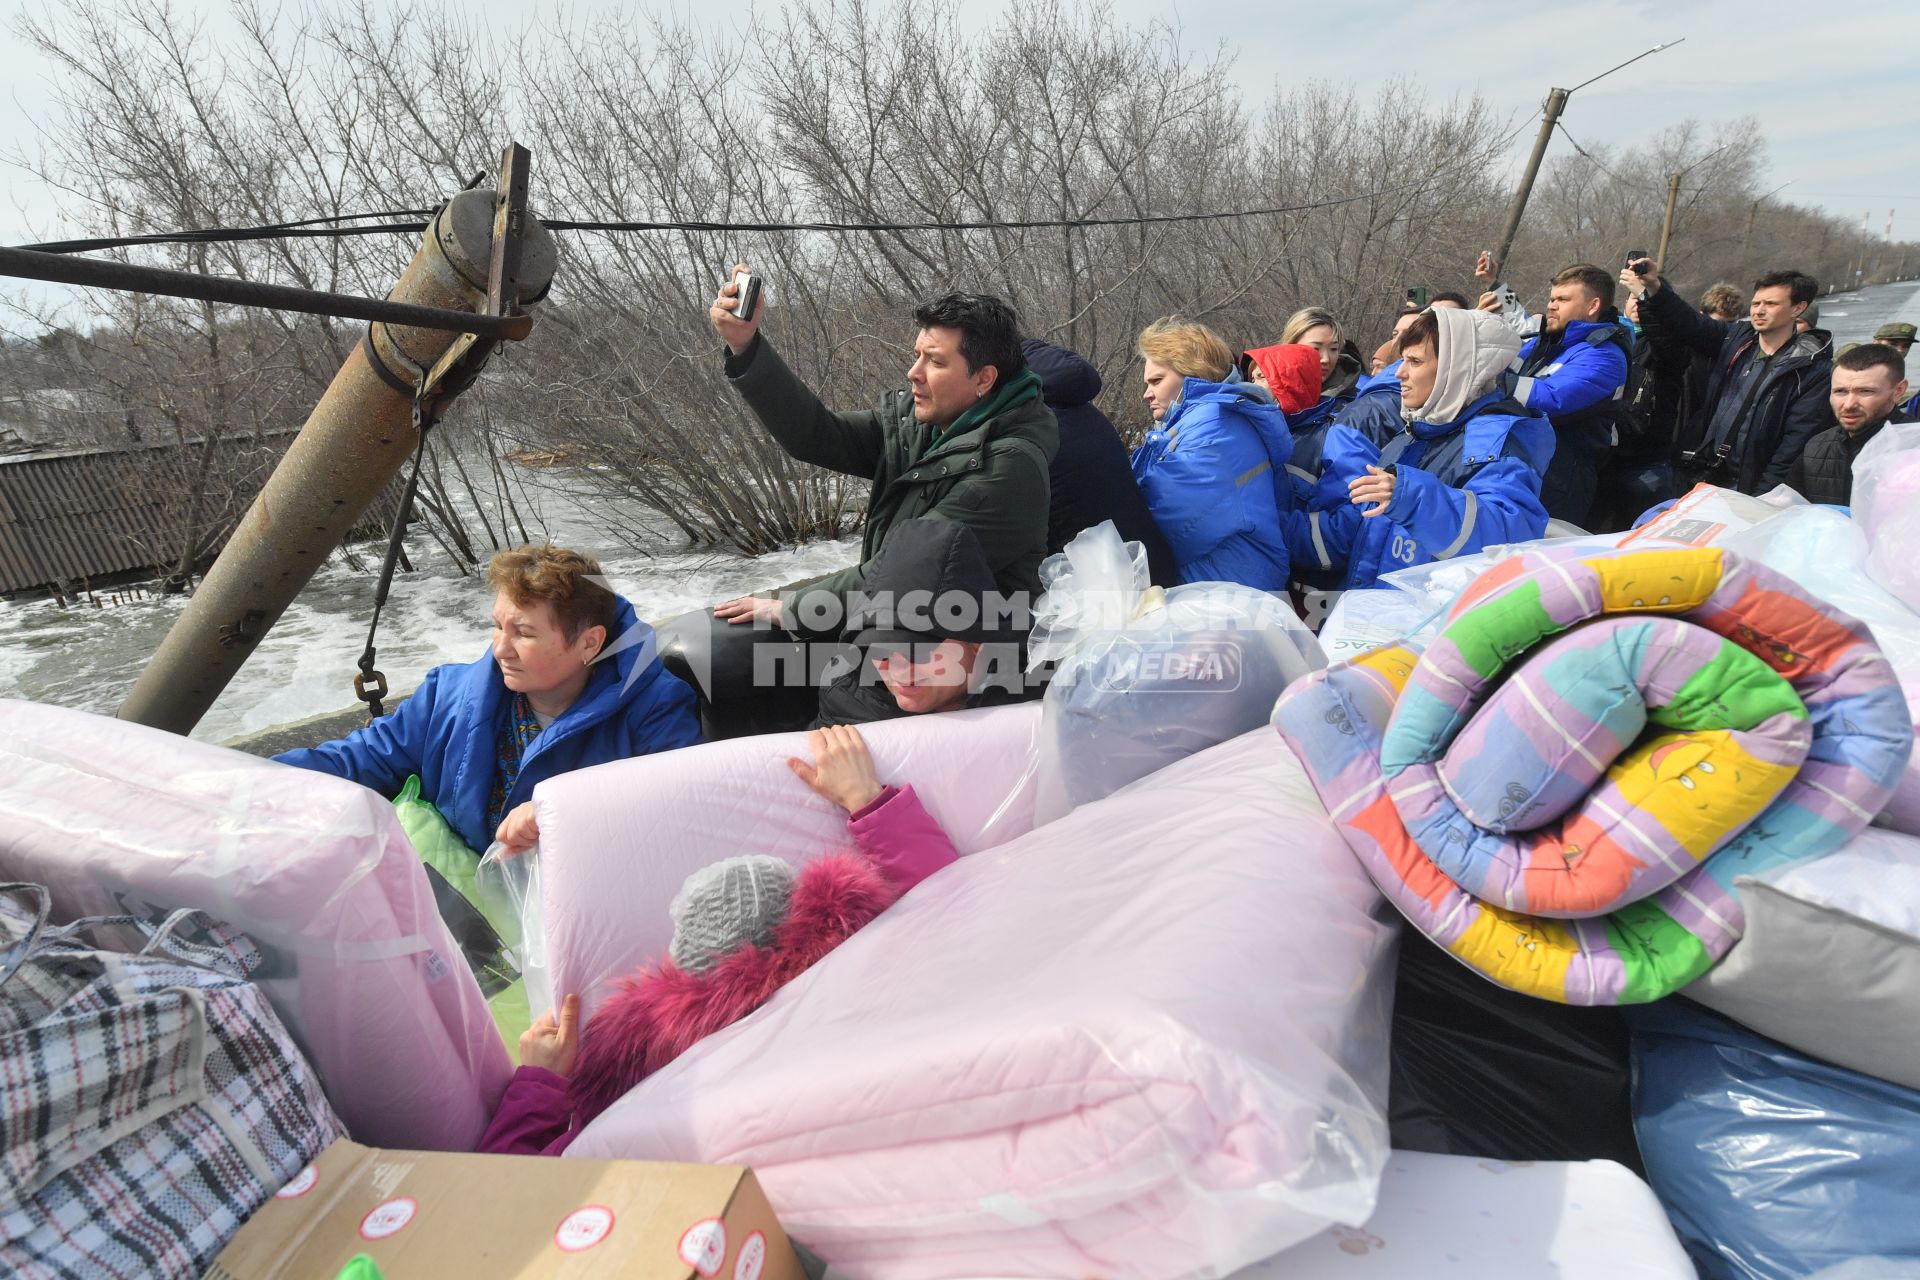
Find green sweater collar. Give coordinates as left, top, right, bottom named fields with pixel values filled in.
left=925, top=367, right=1043, bottom=453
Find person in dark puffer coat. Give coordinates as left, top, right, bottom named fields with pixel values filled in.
left=1022, top=337, right=1179, bottom=587
left=1785, top=342, right=1913, bottom=506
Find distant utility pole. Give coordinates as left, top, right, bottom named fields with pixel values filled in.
left=1657, top=174, right=1682, bottom=269
left=1653, top=142, right=1731, bottom=269
left=1490, top=39, right=1684, bottom=281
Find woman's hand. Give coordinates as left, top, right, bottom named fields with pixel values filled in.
left=495, top=801, right=540, bottom=853
left=788, top=725, right=885, bottom=813
left=1474, top=249, right=1496, bottom=287
left=520, top=993, right=582, bottom=1077
left=715, top=595, right=784, bottom=627
left=1349, top=464, right=1397, bottom=517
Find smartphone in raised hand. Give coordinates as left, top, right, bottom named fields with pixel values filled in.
left=732, top=269, right=763, bottom=325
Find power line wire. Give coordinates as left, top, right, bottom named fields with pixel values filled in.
left=9, top=165, right=1504, bottom=256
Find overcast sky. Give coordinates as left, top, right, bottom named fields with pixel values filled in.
left=3, top=0, right=1916, bottom=270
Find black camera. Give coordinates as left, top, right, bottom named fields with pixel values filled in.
left=1626, top=250, right=1651, bottom=277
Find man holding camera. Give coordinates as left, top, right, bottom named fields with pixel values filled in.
left=709, top=266, right=1056, bottom=644
left=1624, top=259, right=1832, bottom=495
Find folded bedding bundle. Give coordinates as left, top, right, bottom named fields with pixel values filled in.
left=1275, top=544, right=1912, bottom=1004
left=0, top=699, right=513, bottom=1150
left=567, top=731, right=1396, bottom=1278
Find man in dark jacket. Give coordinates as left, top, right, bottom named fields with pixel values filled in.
left=812, top=518, right=1033, bottom=727
left=1785, top=343, right=1913, bottom=506
left=1021, top=337, right=1179, bottom=587
left=711, top=268, right=1058, bottom=641
left=1627, top=261, right=1833, bottom=495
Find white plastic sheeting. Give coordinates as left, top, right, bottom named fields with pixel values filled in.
left=0, top=699, right=513, bottom=1151
left=566, top=729, right=1395, bottom=1278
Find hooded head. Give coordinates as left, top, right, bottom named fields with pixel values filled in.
left=1397, top=307, right=1523, bottom=425
left=1240, top=345, right=1323, bottom=417
left=847, top=519, right=1021, bottom=714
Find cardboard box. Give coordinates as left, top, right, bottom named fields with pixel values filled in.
left=205, top=1141, right=806, bottom=1280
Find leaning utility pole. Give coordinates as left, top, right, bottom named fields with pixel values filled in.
left=1486, top=40, right=1682, bottom=283
left=1490, top=88, right=1569, bottom=282
left=1657, top=174, right=1683, bottom=268
left=117, top=144, right=555, bottom=735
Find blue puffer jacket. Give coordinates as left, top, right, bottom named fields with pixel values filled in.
left=1507, top=317, right=1631, bottom=417
left=1288, top=391, right=1555, bottom=590
left=1131, top=376, right=1294, bottom=590
left=1328, top=362, right=1406, bottom=459
left=276, top=596, right=702, bottom=853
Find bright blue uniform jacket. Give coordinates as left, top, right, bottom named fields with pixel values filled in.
left=1288, top=391, right=1555, bottom=589
left=1132, top=376, right=1294, bottom=590
left=276, top=596, right=702, bottom=852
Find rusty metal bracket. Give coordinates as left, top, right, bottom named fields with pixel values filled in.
left=416, top=142, right=533, bottom=414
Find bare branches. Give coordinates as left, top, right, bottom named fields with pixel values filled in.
left=6, top=0, right=1911, bottom=573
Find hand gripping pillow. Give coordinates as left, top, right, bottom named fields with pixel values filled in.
left=0, top=700, right=513, bottom=1150
left=1274, top=544, right=1912, bottom=1004
left=566, top=730, right=1395, bottom=1279
left=533, top=702, right=1044, bottom=1018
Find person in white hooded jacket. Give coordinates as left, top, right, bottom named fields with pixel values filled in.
left=1286, top=307, right=1556, bottom=590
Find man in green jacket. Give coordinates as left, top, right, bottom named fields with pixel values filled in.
left=711, top=266, right=1058, bottom=643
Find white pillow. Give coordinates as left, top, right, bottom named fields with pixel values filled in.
left=1686, top=827, right=1920, bottom=1090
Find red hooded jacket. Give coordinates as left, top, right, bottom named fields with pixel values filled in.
left=1243, top=344, right=1323, bottom=418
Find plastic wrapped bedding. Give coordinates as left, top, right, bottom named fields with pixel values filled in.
left=1274, top=544, right=1911, bottom=1004
left=1630, top=999, right=1920, bottom=1280
left=0, top=699, right=512, bottom=1151
left=1852, top=420, right=1920, bottom=610
left=1027, top=521, right=1324, bottom=822
left=531, top=701, right=1044, bottom=1020
left=566, top=730, right=1396, bottom=1279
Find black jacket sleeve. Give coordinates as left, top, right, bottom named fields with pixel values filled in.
left=1760, top=367, right=1835, bottom=490
left=723, top=335, right=888, bottom=478
left=1639, top=280, right=1734, bottom=360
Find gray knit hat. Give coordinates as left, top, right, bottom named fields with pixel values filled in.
left=667, top=855, right=797, bottom=974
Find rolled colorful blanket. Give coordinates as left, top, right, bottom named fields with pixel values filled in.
left=1275, top=543, right=1913, bottom=1004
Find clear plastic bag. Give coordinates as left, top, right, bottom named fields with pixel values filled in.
left=1630, top=999, right=1920, bottom=1280
left=476, top=840, right=550, bottom=1026
left=1850, top=422, right=1920, bottom=609
left=1029, top=522, right=1325, bottom=821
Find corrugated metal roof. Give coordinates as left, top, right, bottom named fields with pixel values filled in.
left=0, top=433, right=405, bottom=594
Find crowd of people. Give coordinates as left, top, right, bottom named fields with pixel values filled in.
left=270, top=253, right=1916, bottom=1155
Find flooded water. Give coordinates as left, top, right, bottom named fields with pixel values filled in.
left=1815, top=277, right=1919, bottom=349
left=0, top=473, right=857, bottom=744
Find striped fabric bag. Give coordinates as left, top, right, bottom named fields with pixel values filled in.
left=0, top=883, right=344, bottom=1280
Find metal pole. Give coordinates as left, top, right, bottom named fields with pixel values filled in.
left=1490, top=88, right=1569, bottom=282
left=1656, top=173, right=1682, bottom=269
left=0, top=245, right=532, bottom=340
left=118, top=164, right=555, bottom=735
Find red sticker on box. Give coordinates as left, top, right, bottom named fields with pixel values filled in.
left=359, top=1197, right=417, bottom=1241
left=554, top=1205, right=616, bottom=1254
left=677, top=1217, right=727, bottom=1277
left=733, top=1230, right=767, bottom=1280
left=275, top=1165, right=318, bottom=1200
